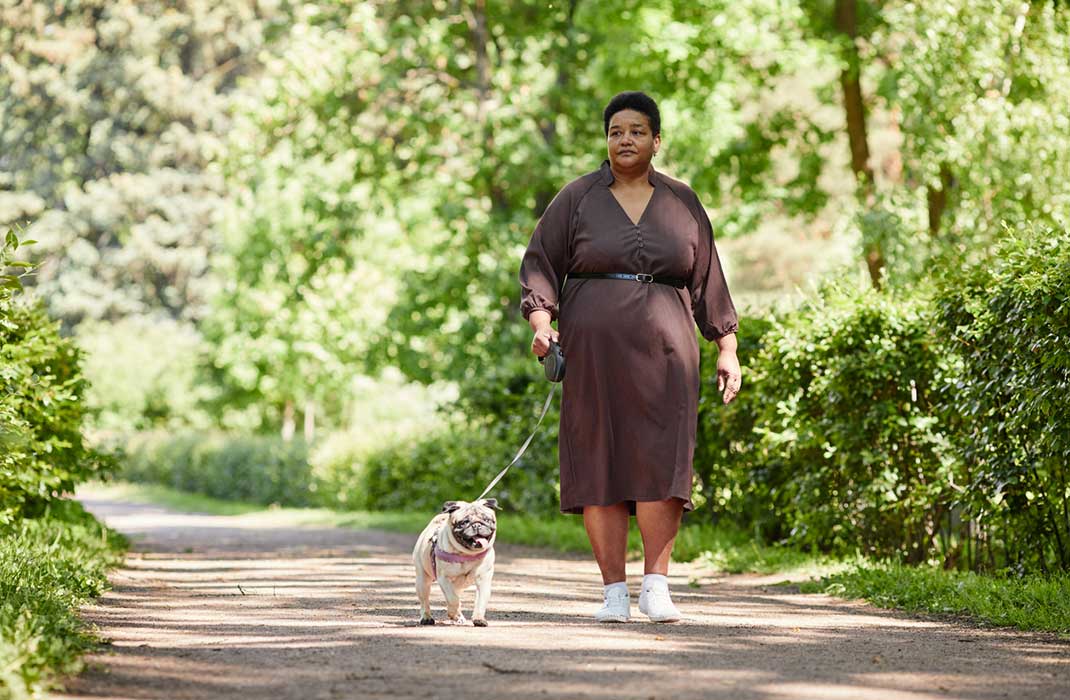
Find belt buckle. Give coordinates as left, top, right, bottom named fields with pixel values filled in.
left=635, top=273, right=654, bottom=284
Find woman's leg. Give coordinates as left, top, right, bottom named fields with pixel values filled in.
left=635, top=498, right=684, bottom=575
left=582, top=503, right=630, bottom=584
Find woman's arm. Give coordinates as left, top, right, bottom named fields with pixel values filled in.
left=528, top=309, right=558, bottom=357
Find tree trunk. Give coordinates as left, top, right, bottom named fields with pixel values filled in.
left=926, top=163, right=954, bottom=236
left=303, top=399, right=316, bottom=442
left=281, top=400, right=295, bottom=442
left=834, top=0, right=882, bottom=289
left=534, top=0, right=580, bottom=216
left=466, top=0, right=508, bottom=213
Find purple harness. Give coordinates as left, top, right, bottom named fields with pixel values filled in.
left=430, top=538, right=488, bottom=579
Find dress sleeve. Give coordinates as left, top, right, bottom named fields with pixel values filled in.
left=519, top=185, right=573, bottom=321
left=688, top=193, right=739, bottom=341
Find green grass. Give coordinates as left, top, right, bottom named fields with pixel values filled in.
left=0, top=500, right=127, bottom=700
left=800, top=562, right=1070, bottom=635
left=79, top=482, right=835, bottom=571
left=82, top=481, right=266, bottom=515
left=82, top=481, right=596, bottom=550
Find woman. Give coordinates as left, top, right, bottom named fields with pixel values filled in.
left=518, top=91, right=742, bottom=623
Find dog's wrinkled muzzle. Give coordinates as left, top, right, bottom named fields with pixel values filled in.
left=458, top=521, right=495, bottom=550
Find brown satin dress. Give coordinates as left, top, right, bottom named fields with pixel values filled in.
left=519, top=160, right=739, bottom=515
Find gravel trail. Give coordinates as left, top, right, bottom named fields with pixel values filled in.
left=55, top=495, right=1069, bottom=700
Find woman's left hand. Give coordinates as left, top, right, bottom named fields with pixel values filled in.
left=716, top=351, right=742, bottom=405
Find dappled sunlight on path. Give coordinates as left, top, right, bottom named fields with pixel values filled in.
left=55, top=495, right=1069, bottom=700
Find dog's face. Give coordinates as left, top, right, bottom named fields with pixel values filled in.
left=442, top=499, right=499, bottom=552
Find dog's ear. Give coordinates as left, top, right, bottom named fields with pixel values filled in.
left=441, top=501, right=462, bottom=514
left=480, top=498, right=500, bottom=511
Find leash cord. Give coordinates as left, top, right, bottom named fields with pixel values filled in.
left=475, top=382, right=558, bottom=501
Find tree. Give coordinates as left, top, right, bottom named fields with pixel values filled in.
left=0, top=0, right=281, bottom=325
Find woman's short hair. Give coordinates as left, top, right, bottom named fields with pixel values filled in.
left=603, top=91, right=661, bottom=136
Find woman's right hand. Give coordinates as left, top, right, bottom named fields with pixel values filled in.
left=531, top=325, right=560, bottom=358
left=529, top=310, right=560, bottom=357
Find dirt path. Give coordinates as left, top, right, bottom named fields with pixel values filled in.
left=56, top=495, right=1068, bottom=700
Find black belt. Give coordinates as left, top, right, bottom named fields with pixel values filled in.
left=567, top=272, right=686, bottom=289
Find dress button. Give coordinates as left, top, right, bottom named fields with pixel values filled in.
left=638, top=242, right=645, bottom=248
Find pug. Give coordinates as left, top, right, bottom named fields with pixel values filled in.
left=412, top=499, right=498, bottom=626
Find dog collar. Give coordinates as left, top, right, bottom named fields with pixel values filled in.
left=431, top=541, right=489, bottom=579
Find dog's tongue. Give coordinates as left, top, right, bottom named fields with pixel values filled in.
left=474, top=537, right=490, bottom=549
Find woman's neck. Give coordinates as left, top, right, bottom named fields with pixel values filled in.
left=610, top=161, right=652, bottom=188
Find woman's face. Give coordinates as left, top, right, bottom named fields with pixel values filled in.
left=607, top=109, right=660, bottom=172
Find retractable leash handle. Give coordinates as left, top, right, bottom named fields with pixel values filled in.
left=474, top=364, right=560, bottom=501
left=538, top=340, right=565, bottom=383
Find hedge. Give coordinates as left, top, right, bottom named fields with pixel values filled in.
left=696, top=279, right=959, bottom=561
left=934, top=224, right=1070, bottom=571
left=121, top=432, right=313, bottom=508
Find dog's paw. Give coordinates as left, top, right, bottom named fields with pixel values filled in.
left=472, top=618, right=488, bottom=627
left=419, top=617, right=435, bottom=626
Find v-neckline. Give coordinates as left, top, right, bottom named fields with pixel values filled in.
left=609, top=184, right=655, bottom=227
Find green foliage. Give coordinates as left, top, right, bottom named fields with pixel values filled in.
left=77, top=317, right=211, bottom=432
left=934, top=224, right=1070, bottom=571
left=209, top=0, right=847, bottom=423
left=362, top=373, right=561, bottom=516
left=1, top=232, right=109, bottom=524
left=694, top=276, right=962, bottom=561
left=873, top=1, right=1070, bottom=277
left=0, top=1, right=283, bottom=326
left=802, top=562, right=1070, bottom=634
left=0, top=499, right=126, bottom=700
left=12, top=0, right=1070, bottom=439
left=694, top=316, right=771, bottom=525
left=121, top=432, right=313, bottom=507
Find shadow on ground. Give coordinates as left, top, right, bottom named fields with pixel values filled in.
left=56, top=496, right=1070, bottom=700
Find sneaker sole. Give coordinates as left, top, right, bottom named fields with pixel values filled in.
left=639, top=603, right=682, bottom=623
left=595, top=614, right=630, bottom=623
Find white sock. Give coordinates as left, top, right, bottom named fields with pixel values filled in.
left=603, top=581, right=628, bottom=597
left=642, top=573, right=669, bottom=592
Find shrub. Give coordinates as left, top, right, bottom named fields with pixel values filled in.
left=697, top=276, right=960, bottom=561
left=934, top=224, right=1070, bottom=571
left=363, top=364, right=561, bottom=515
left=694, top=315, right=772, bottom=530
left=121, top=432, right=312, bottom=507
left=1, top=230, right=109, bottom=524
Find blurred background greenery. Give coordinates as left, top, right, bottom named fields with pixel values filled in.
left=3, top=0, right=1069, bottom=575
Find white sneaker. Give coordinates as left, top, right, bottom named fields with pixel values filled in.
left=594, top=586, right=631, bottom=623
left=639, top=584, right=682, bottom=623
